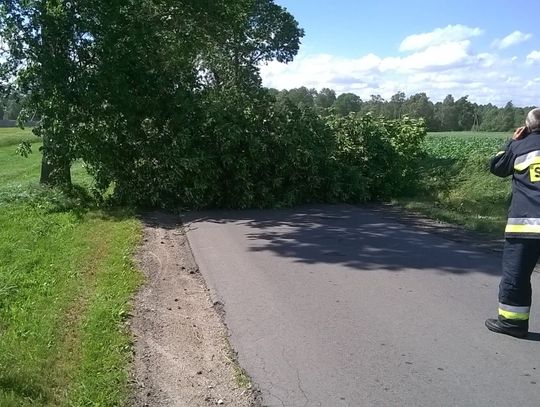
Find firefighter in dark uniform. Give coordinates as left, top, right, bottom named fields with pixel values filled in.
left=486, top=107, right=540, bottom=338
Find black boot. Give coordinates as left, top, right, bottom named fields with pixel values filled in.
left=485, top=318, right=528, bottom=338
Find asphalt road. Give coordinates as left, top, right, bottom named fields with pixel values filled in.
left=184, top=205, right=540, bottom=407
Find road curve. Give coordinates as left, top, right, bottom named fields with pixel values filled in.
left=184, top=205, right=540, bottom=407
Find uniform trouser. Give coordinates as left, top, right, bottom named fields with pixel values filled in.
left=498, top=238, right=540, bottom=326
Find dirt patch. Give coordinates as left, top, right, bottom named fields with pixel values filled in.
left=130, top=211, right=260, bottom=406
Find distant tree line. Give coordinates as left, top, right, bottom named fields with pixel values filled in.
left=4, top=86, right=532, bottom=134
left=3, top=85, right=530, bottom=134
left=268, top=87, right=536, bottom=132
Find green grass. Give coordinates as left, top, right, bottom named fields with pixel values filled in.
left=0, top=127, right=41, bottom=148
left=0, top=130, right=143, bottom=406
left=0, top=128, right=92, bottom=192
left=397, top=131, right=511, bottom=235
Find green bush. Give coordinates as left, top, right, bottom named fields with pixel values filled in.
left=328, top=114, right=426, bottom=200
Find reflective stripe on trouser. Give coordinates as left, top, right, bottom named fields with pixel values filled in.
left=506, top=218, right=540, bottom=235
left=498, top=239, right=540, bottom=322
left=498, top=303, right=530, bottom=320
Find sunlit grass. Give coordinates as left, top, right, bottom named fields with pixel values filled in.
left=0, top=127, right=40, bottom=147
left=0, top=129, right=142, bottom=406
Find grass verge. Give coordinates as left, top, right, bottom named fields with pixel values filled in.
left=0, top=129, right=143, bottom=406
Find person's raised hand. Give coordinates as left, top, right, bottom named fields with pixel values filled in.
left=513, top=126, right=529, bottom=140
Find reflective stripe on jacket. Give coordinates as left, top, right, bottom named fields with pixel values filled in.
left=490, top=131, right=540, bottom=238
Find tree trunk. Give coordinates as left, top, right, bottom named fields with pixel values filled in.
left=40, top=155, right=72, bottom=186
left=39, top=155, right=53, bottom=185
left=40, top=133, right=71, bottom=186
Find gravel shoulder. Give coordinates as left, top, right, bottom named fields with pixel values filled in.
left=129, top=211, right=260, bottom=407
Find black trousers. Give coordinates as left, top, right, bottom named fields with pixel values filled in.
left=499, top=238, right=540, bottom=308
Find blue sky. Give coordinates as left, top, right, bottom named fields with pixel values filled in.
left=260, top=0, right=540, bottom=106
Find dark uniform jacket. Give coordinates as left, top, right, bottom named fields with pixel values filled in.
left=491, top=130, right=540, bottom=238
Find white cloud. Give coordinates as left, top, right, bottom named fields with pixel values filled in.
left=527, top=50, right=540, bottom=63
left=261, top=41, right=474, bottom=91
left=492, top=31, right=532, bottom=49
left=399, top=24, right=483, bottom=52
left=477, top=52, right=498, bottom=68
left=261, top=25, right=539, bottom=106
left=384, top=41, right=471, bottom=72
left=260, top=53, right=383, bottom=90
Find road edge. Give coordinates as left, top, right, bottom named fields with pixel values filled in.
left=129, top=211, right=261, bottom=406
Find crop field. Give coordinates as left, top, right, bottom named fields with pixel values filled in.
left=0, top=128, right=142, bottom=406
left=424, top=131, right=508, bottom=159
left=427, top=131, right=508, bottom=138
left=398, top=131, right=512, bottom=235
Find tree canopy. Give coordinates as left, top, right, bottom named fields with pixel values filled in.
left=0, top=0, right=304, bottom=188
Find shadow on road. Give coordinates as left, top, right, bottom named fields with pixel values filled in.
left=139, top=211, right=184, bottom=230
left=183, top=204, right=504, bottom=276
